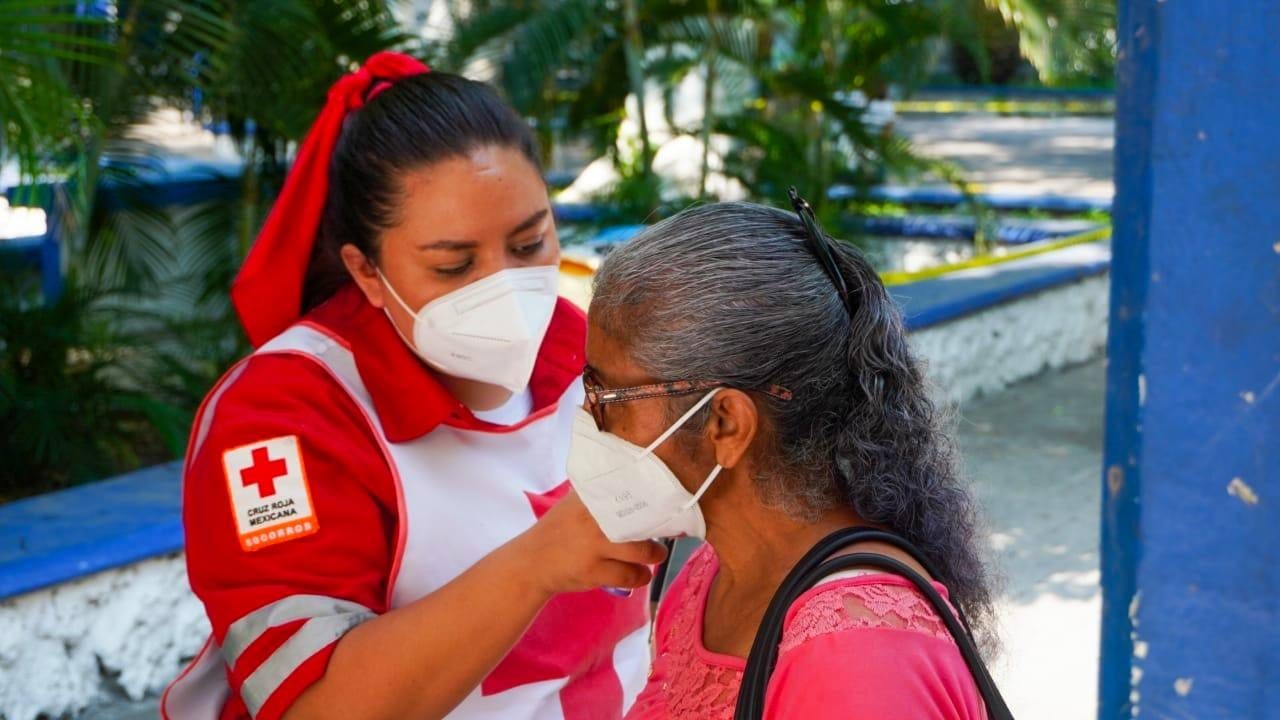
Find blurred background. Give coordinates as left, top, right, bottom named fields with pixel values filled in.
left=0, top=0, right=1118, bottom=501
left=1, top=1, right=1193, bottom=719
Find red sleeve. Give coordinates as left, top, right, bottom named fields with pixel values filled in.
left=183, top=353, right=399, bottom=720
left=763, top=628, right=988, bottom=720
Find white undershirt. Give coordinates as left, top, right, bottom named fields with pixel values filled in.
left=817, top=568, right=880, bottom=585
left=470, top=387, right=534, bottom=426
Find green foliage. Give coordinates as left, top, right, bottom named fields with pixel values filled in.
left=445, top=0, right=1110, bottom=217
left=0, top=1, right=405, bottom=496
left=590, top=140, right=699, bottom=224
left=0, top=3, right=109, bottom=187
left=982, top=0, right=1116, bottom=85
left=697, top=2, right=987, bottom=216
left=0, top=194, right=254, bottom=499
left=0, top=0, right=1116, bottom=497
left=447, top=1, right=761, bottom=174
left=0, top=277, right=177, bottom=497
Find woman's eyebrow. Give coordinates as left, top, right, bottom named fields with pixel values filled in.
left=416, top=209, right=548, bottom=250
left=507, top=209, right=550, bottom=238
left=416, top=239, right=478, bottom=251
left=584, top=363, right=613, bottom=385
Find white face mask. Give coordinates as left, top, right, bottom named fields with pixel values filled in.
left=378, top=265, right=560, bottom=394
left=568, top=389, right=723, bottom=543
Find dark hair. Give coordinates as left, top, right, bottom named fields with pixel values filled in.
left=590, top=202, right=998, bottom=653
left=302, top=72, right=542, bottom=311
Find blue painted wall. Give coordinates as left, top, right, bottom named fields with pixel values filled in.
left=1102, top=1, right=1280, bottom=718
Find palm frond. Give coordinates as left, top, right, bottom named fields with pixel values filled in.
left=983, top=0, right=1116, bottom=83
left=441, top=2, right=533, bottom=71
left=455, top=0, right=596, bottom=111
left=0, top=1, right=109, bottom=183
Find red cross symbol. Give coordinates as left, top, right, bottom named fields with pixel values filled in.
left=240, top=446, right=288, bottom=498
left=481, top=480, right=648, bottom=719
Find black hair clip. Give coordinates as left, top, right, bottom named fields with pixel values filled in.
left=787, top=186, right=855, bottom=315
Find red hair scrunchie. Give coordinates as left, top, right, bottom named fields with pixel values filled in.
left=232, top=51, right=430, bottom=348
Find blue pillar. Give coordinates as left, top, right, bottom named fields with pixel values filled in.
left=1101, top=1, right=1280, bottom=718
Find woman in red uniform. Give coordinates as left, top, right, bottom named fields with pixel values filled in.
left=162, top=52, right=664, bottom=720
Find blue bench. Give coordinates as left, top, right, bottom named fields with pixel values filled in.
left=0, top=462, right=185, bottom=599
left=831, top=184, right=1113, bottom=214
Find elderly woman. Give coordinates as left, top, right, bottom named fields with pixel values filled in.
left=568, top=197, right=1008, bottom=719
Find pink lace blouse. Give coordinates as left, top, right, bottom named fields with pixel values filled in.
left=626, top=545, right=987, bottom=720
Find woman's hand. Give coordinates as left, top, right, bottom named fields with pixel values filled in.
left=514, top=489, right=668, bottom=598
left=287, top=489, right=664, bottom=720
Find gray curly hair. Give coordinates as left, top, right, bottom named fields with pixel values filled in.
left=590, top=201, right=997, bottom=649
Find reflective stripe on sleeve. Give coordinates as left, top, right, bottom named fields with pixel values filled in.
left=240, top=608, right=374, bottom=717
left=222, top=594, right=373, bottom=669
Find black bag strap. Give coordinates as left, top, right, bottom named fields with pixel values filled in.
left=649, top=538, right=676, bottom=604
left=733, top=527, right=1014, bottom=720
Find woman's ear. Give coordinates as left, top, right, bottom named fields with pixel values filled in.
left=341, top=244, right=385, bottom=309
left=706, top=389, right=758, bottom=470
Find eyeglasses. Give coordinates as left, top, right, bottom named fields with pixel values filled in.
left=788, top=186, right=856, bottom=315
left=582, top=366, right=793, bottom=431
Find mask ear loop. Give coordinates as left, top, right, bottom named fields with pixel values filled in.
left=375, top=268, right=427, bottom=356
left=642, top=388, right=722, bottom=454
left=681, top=464, right=723, bottom=510
left=636, top=388, right=726, bottom=510
left=376, top=268, right=417, bottom=316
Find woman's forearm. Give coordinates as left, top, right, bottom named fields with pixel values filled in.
left=281, top=490, right=662, bottom=720
left=284, top=534, right=551, bottom=720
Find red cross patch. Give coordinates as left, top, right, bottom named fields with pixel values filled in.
left=221, top=435, right=318, bottom=551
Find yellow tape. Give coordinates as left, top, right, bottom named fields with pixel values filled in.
left=878, top=226, right=1111, bottom=286
left=895, top=100, right=1113, bottom=115
left=557, top=227, right=1111, bottom=292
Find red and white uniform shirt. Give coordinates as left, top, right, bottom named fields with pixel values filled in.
left=163, top=285, right=650, bottom=720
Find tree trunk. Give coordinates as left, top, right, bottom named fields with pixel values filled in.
left=620, top=0, right=651, bottom=177
left=238, top=142, right=260, bottom=263
left=699, top=1, right=719, bottom=198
